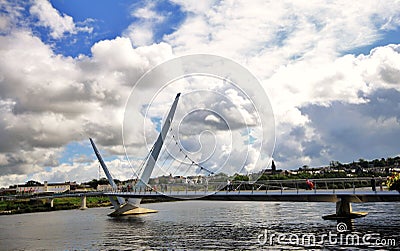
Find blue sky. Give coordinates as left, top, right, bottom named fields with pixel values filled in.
left=0, top=0, right=400, bottom=187
left=50, top=0, right=134, bottom=56
left=345, top=27, right=400, bottom=56
left=36, top=0, right=185, bottom=57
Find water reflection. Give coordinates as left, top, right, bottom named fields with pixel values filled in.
left=0, top=201, right=398, bottom=250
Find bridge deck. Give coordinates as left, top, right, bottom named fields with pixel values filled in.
left=3, top=188, right=399, bottom=204
left=105, top=190, right=400, bottom=203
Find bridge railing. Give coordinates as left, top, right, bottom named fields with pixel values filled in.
left=231, top=177, right=386, bottom=194
left=102, top=177, right=388, bottom=196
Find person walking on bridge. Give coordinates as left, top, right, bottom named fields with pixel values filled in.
left=226, top=180, right=233, bottom=192
left=306, top=179, right=314, bottom=190
left=371, top=176, right=376, bottom=192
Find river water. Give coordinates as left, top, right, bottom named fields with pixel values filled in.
left=0, top=201, right=399, bottom=250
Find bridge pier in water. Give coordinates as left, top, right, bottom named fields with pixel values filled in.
left=336, top=200, right=352, bottom=217
left=323, top=198, right=368, bottom=220
left=80, top=195, right=87, bottom=210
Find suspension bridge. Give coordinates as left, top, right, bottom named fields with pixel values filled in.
left=102, top=178, right=400, bottom=220
left=89, top=93, right=400, bottom=219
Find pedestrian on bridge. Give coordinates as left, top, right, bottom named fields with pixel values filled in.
left=371, top=176, right=376, bottom=192
left=227, top=180, right=233, bottom=192
left=306, top=179, right=314, bottom=190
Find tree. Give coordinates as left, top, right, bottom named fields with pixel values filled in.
left=233, top=174, right=249, bottom=181
left=98, top=178, right=109, bottom=185
left=330, top=161, right=342, bottom=168
left=26, top=180, right=41, bottom=186
left=87, top=179, right=99, bottom=189
left=358, top=159, right=368, bottom=168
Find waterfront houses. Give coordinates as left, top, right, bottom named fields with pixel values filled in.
left=15, top=181, right=76, bottom=194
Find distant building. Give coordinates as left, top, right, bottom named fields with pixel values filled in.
left=300, top=167, right=324, bottom=174
left=0, top=188, right=16, bottom=195
left=16, top=181, right=76, bottom=194
left=97, top=184, right=113, bottom=191
left=262, top=160, right=283, bottom=175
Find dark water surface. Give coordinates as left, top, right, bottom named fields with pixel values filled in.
left=0, top=201, right=399, bottom=250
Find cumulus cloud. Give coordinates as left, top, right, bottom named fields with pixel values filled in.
left=0, top=28, right=173, bottom=186
left=270, top=45, right=400, bottom=169
left=29, top=0, right=92, bottom=39
left=123, top=1, right=166, bottom=47
left=297, top=88, right=400, bottom=164
left=167, top=1, right=400, bottom=58
left=163, top=0, right=400, bottom=171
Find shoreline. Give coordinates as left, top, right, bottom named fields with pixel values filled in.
left=0, top=196, right=177, bottom=215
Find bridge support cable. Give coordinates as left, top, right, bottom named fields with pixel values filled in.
left=162, top=156, right=177, bottom=176
left=157, top=131, right=175, bottom=169
left=158, top=131, right=215, bottom=177
left=134, top=144, right=155, bottom=179
left=154, top=131, right=215, bottom=180
left=158, top=140, right=181, bottom=176
left=152, top=138, right=183, bottom=177
left=182, top=159, right=193, bottom=177
left=174, top=155, right=187, bottom=174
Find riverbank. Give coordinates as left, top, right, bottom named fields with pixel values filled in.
left=0, top=196, right=176, bottom=215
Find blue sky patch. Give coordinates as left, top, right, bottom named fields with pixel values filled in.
left=39, top=0, right=186, bottom=57
left=59, top=140, right=96, bottom=164
left=343, top=27, right=400, bottom=56
left=49, top=0, right=134, bottom=57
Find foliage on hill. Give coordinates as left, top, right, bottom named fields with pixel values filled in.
left=258, top=156, right=400, bottom=181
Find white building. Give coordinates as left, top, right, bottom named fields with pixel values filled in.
left=16, top=181, right=74, bottom=194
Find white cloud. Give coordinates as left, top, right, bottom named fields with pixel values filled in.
left=163, top=0, right=400, bottom=170
left=123, top=2, right=166, bottom=47
left=0, top=1, right=25, bottom=34
left=0, top=29, right=174, bottom=186
left=123, top=25, right=154, bottom=47
left=131, top=3, right=165, bottom=22
left=166, top=0, right=400, bottom=63
left=361, top=44, right=400, bottom=90
left=29, top=0, right=92, bottom=39
left=204, top=114, right=220, bottom=124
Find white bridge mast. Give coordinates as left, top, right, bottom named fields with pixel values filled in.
left=137, top=93, right=180, bottom=188
left=90, top=93, right=181, bottom=216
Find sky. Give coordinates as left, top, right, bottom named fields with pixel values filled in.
left=0, top=0, right=400, bottom=187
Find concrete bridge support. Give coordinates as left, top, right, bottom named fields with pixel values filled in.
left=46, top=198, right=54, bottom=208
left=323, top=198, right=367, bottom=220
left=80, top=196, right=87, bottom=210
left=336, top=200, right=352, bottom=217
